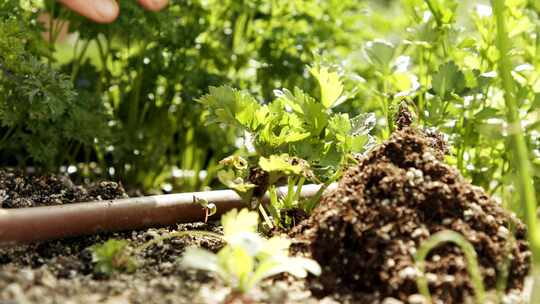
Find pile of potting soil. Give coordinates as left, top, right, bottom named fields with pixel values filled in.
left=296, top=127, right=530, bottom=303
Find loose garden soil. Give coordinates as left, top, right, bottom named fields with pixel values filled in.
left=0, top=170, right=323, bottom=304
left=294, top=126, right=530, bottom=303
left=0, top=127, right=532, bottom=304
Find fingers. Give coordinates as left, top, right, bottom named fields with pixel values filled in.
left=58, top=0, right=119, bottom=24
left=57, top=0, right=168, bottom=24
left=138, top=0, right=168, bottom=12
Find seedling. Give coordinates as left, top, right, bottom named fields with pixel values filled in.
left=193, top=195, right=217, bottom=223
left=90, top=239, right=137, bottom=275
left=182, top=209, right=321, bottom=296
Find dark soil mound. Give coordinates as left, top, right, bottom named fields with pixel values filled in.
left=0, top=169, right=127, bottom=208
left=297, top=127, right=530, bottom=303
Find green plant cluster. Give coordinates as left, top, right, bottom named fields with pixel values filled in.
left=200, top=65, right=375, bottom=226
left=24, top=0, right=370, bottom=191
left=0, top=2, right=108, bottom=166
left=345, top=0, right=540, bottom=213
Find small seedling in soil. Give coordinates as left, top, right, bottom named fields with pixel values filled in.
left=90, top=239, right=137, bottom=276
left=193, top=195, right=217, bottom=223
left=182, top=209, right=321, bottom=302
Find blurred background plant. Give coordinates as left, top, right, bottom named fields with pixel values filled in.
left=2, top=0, right=540, bottom=210
left=0, top=0, right=401, bottom=192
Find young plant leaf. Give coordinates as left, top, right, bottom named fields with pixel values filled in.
left=309, top=66, right=345, bottom=108
left=432, top=61, right=465, bottom=99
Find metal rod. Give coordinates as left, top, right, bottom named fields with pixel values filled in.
left=0, top=183, right=336, bottom=245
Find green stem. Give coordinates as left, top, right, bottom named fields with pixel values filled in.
left=491, top=1, right=540, bottom=302
left=491, top=0, right=540, bottom=255
left=415, top=230, right=486, bottom=304
left=424, top=0, right=443, bottom=27
left=382, top=74, right=392, bottom=136
left=418, top=47, right=426, bottom=124
left=71, top=39, right=90, bottom=83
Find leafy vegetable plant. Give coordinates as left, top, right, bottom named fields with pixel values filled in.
left=200, top=65, right=375, bottom=226
left=0, top=3, right=108, bottom=166
left=182, top=208, right=321, bottom=295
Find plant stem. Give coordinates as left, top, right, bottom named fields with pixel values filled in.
left=415, top=230, right=486, bottom=304
left=491, top=1, right=540, bottom=302
left=71, top=39, right=90, bottom=83
left=424, top=0, right=442, bottom=27
left=491, top=0, right=540, bottom=253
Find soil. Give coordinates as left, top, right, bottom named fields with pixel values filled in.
left=0, top=169, right=325, bottom=304
left=0, top=126, right=532, bottom=304
left=293, top=127, right=530, bottom=303
left=0, top=168, right=127, bottom=209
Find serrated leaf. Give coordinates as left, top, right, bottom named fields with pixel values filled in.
left=309, top=66, right=344, bottom=108
left=199, top=86, right=263, bottom=132
left=277, top=87, right=329, bottom=136
left=327, top=114, right=352, bottom=142
left=217, top=169, right=256, bottom=193
left=365, top=40, right=395, bottom=70
left=350, top=113, right=376, bottom=136
left=259, top=154, right=303, bottom=176
left=350, top=135, right=370, bottom=152
left=432, top=61, right=465, bottom=98
left=90, top=239, right=137, bottom=275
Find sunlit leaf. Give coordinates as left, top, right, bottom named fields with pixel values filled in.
left=309, top=66, right=344, bottom=108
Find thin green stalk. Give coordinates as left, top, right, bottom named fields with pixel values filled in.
left=380, top=75, right=392, bottom=137
left=71, top=39, right=90, bottom=83
left=491, top=0, right=540, bottom=256
left=415, top=230, right=486, bottom=304
left=424, top=0, right=443, bottom=28
left=259, top=201, right=279, bottom=229
left=293, top=176, right=306, bottom=203
left=491, top=1, right=540, bottom=302
left=418, top=47, right=426, bottom=124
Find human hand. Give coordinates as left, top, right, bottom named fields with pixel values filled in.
left=58, top=0, right=168, bottom=24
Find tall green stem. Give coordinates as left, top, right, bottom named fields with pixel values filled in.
left=491, top=0, right=540, bottom=302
